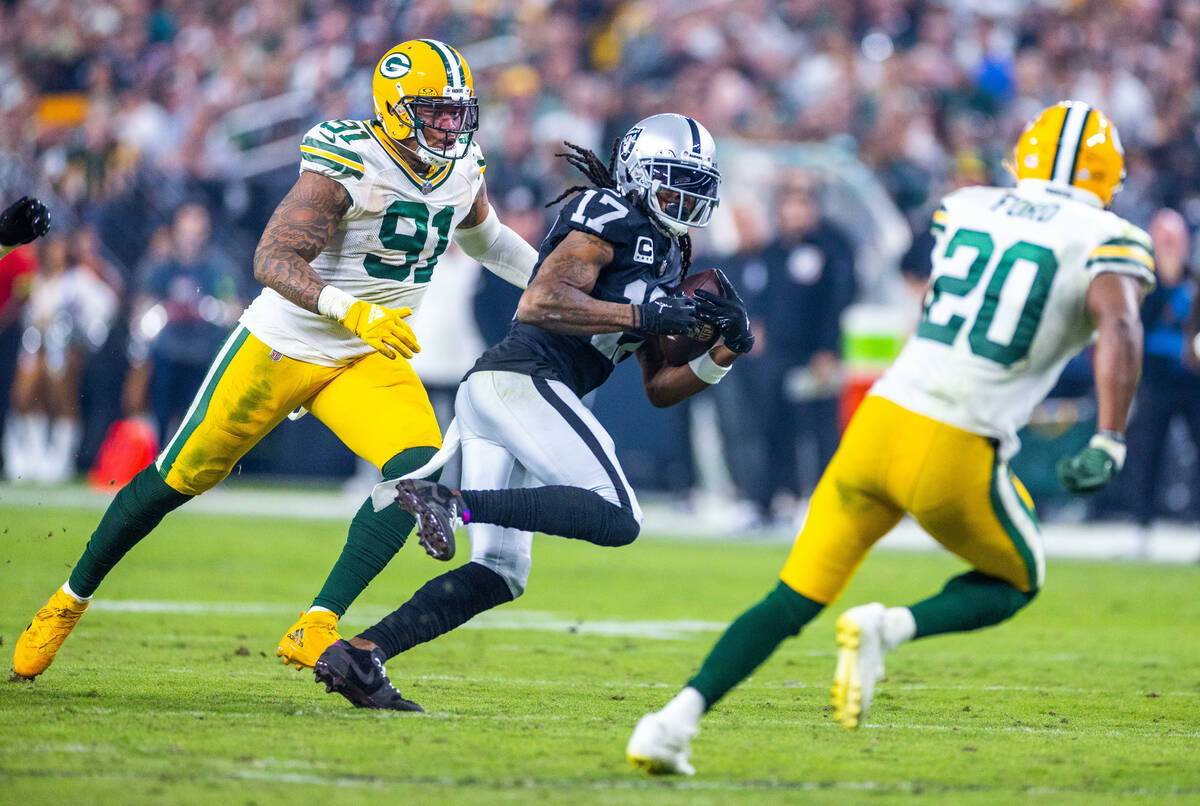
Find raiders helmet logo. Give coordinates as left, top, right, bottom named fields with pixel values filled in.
left=379, top=53, right=412, bottom=79
left=619, top=127, right=643, bottom=161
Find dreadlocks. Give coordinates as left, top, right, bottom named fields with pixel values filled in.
left=547, top=139, right=692, bottom=274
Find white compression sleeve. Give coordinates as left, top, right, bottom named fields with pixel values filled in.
left=452, top=208, right=537, bottom=289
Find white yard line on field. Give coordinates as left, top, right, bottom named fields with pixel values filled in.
left=83, top=597, right=1200, bottom=698
left=89, top=599, right=727, bottom=640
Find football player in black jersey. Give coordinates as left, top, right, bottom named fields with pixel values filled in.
left=312, top=114, right=756, bottom=710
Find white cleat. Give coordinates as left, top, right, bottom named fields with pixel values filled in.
left=832, top=602, right=888, bottom=729
left=626, top=711, right=698, bottom=776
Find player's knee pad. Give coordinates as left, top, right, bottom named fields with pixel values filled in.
left=471, top=549, right=531, bottom=598
left=469, top=522, right=533, bottom=598
left=162, top=460, right=232, bottom=496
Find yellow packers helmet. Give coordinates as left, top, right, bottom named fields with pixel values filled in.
left=1010, top=100, right=1124, bottom=206
left=372, top=39, right=477, bottom=167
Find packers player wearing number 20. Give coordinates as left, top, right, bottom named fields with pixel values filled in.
left=12, top=40, right=537, bottom=680
left=627, top=101, right=1155, bottom=775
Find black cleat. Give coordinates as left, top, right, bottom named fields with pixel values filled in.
left=313, top=640, right=423, bottom=712
left=394, top=480, right=466, bottom=561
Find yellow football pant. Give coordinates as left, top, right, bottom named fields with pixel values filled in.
left=779, top=395, right=1044, bottom=604
left=155, top=325, right=441, bottom=495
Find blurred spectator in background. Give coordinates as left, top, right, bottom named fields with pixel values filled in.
left=1122, top=209, right=1200, bottom=551
left=126, top=203, right=240, bottom=443
left=0, top=196, right=51, bottom=477
left=2, top=0, right=1200, bottom=512
left=758, top=170, right=856, bottom=516
left=1186, top=268, right=1200, bottom=376
left=3, top=229, right=119, bottom=481
left=0, top=244, right=36, bottom=477
left=703, top=200, right=773, bottom=524
left=473, top=185, right=546, bottom=347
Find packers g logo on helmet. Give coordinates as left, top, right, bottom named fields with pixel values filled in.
left=1010, top=101, right=1125, bottom=207
left=372, top=39, right=478, bottom=168
left=379, top=53, right=411, bottom=79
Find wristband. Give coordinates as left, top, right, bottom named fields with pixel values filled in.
left=317, top=285, right=357, bottom=321
left=1090, top=431, right=1126, bottom=471
left=687, top=351, right=732, bottom=385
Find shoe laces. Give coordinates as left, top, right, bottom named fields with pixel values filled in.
left=26, top=605, right=84, bottom=646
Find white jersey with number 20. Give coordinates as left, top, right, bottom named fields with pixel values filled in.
left=871, top=178, right=1155, bottom=459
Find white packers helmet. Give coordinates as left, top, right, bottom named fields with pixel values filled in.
left=1010, top=100, right=1124, bottom=207
left=372, top=39, right=478, bottom=167
left=615, top=114, right=721, bottom=236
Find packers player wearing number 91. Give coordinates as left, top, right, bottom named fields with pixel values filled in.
left=626, top=101, right=1155, bottom=776
left=12, top=40, right=538, bottom=681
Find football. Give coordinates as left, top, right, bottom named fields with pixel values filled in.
left=658, top=268, right=724, bottom=367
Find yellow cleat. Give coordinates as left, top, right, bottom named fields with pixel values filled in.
left=13, top=588, right=90, bottom=679
left=832, top=602, right=887, bottom=729
left=276, top=610, right=341, bottom=670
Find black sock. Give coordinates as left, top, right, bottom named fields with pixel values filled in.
left=360, top=561, right=514, bottom=659
left=460, top=486, right=639, bottom=546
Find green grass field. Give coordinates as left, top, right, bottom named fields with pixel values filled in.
left=1, top=501, right=1198, bottom=805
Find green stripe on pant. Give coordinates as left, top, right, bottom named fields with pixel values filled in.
left=156, top=325, right=251, bottom=477
left=989, top=459, right=1040, bottom=592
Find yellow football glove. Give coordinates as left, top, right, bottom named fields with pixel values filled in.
left=339, top=300, right=420, bottom=360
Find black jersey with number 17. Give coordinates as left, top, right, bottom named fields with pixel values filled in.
left=468, top=188, right=682, bottom=397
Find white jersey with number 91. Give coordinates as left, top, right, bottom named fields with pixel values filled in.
left=871, top=178, right=1155, bottom=460
left=239, top=119, right=486, bottom=366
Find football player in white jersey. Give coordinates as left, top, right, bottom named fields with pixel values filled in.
left=12, top=40, right=538, bottom=680
left=626, top=101, right=1154, bottom=775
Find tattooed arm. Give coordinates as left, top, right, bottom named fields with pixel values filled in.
left=252, top=170, right=351, bottom=313
left=515, top=230, right=635, bottom=334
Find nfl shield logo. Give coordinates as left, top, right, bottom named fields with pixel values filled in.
left=269, top=350, right=282, bottom=362
left=422, top=179, right=433, bottom=194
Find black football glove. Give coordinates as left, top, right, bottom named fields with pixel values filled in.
left=0, top=197, right=51, bottom=247
left=635, top=295, right=701, bottom=336
left=693, top=268, right=755, bottom=354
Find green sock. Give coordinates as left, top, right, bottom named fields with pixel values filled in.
left=68, top=466, right=192, bottom=597
left=909, top=571, right=1036, bottom=639
left=688, top=581, right=824, bottom=710
left=310, top=446, right=439, bottom=615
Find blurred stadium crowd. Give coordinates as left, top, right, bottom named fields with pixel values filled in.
left=1, top=0, right=1198, bottom=528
